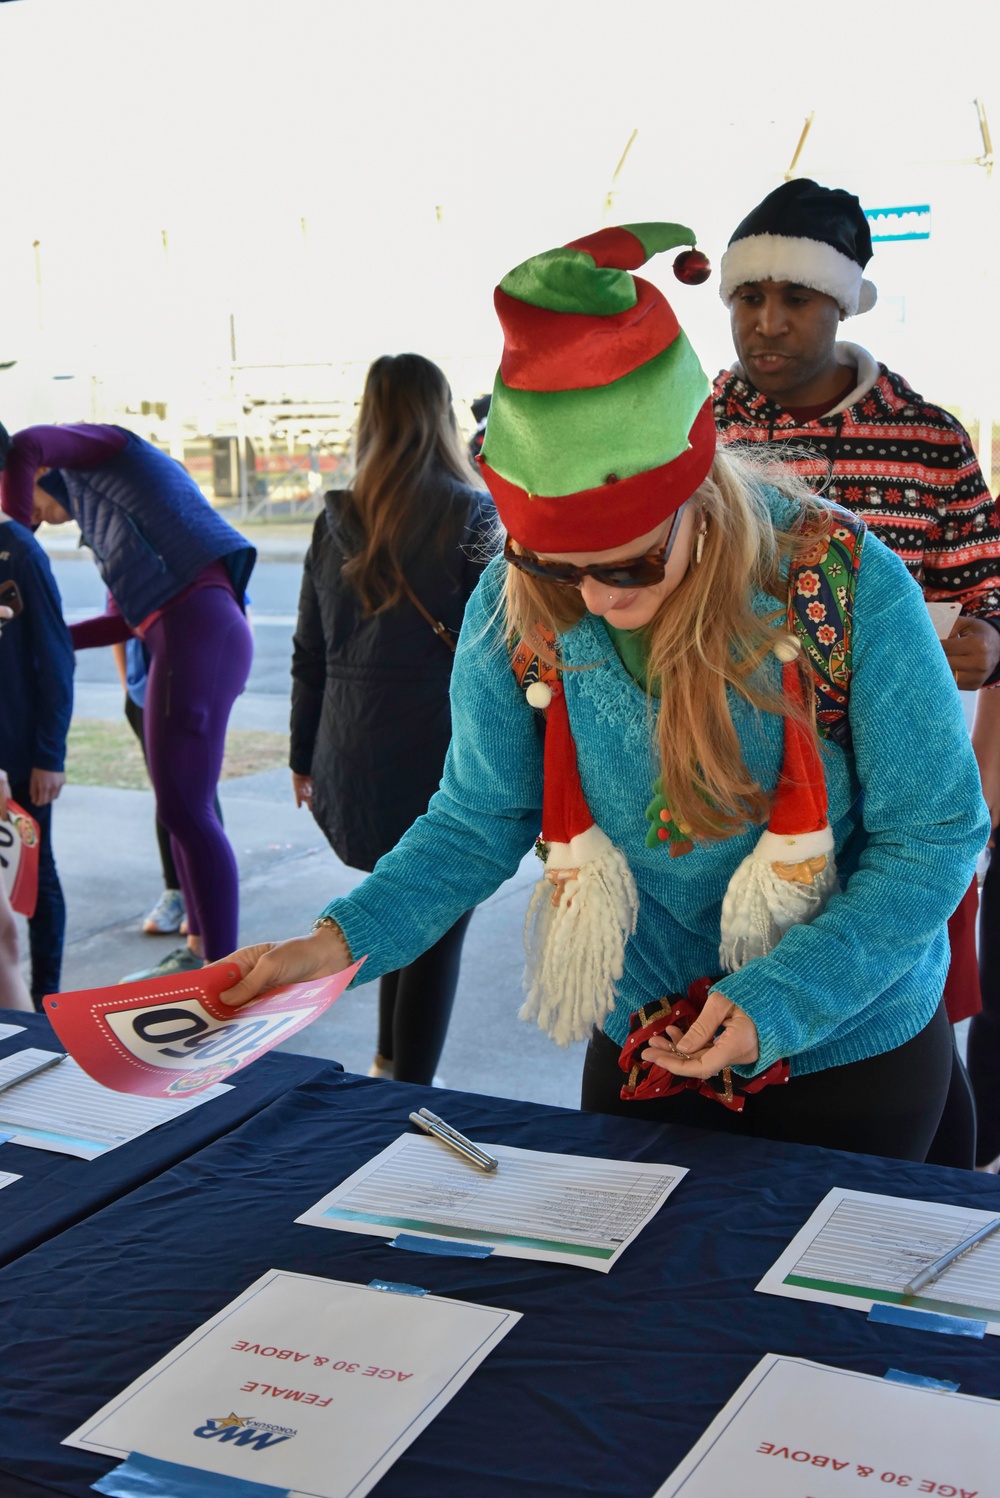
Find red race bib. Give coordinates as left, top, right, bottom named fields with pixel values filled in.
left=0, top=801, right=40, bottom=918
left=43, top=958, right=365, bottom=1097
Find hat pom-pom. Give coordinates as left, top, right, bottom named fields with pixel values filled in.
left=673, top=249, right=712, bottom=285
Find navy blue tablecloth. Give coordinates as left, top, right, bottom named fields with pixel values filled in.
left=0, top=1008, right=338, bottom=1269
left=0, top=1068, right=998, bottom=1498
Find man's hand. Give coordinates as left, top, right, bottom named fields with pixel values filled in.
left=29, top=768, right=66, bottom=807
left=219, top=923, right=352, bottom=1009
left=291, top=772, right=313, bottom=809
left=941, top=618, right=1000, bottom=689
left=642, top=990, right=760, bottom=1078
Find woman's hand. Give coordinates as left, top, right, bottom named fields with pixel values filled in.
left=219, top=923, right=352, bottom=1008
left=291, top=772, right=313, bottom=808
left=642, top=990, right=760, bottom=1077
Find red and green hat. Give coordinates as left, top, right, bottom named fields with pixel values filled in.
left=478, top=223, right=715, bottom=553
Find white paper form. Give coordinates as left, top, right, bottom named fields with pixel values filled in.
left=0, top=1172, right=21, bottom=1189
left=756, top=1188, right=1000, bottom=1333
left=64, top=1268, right=521, bottom=1498
left=0, top=1048, right=232, bottom=1159
left=296, top=1133, right=687, bottom=1271
left=0, top=1023, right=25, bottom=1042
left=653, top=1354, right=1000, bottom=1496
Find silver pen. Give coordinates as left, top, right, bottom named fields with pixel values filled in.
left=409, top=1110, right=498, bottom=1172
left=903, top=1213, right=1000, bottom=1296
left=0, top=1052, right=67, bottom=1097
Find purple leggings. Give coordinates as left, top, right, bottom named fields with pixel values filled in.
left=143, top=587, right=253, bottom=960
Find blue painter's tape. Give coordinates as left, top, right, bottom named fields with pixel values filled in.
left=390, top=1232, right=493, bottom=1258
left=368, top=1278, right=427, bottom=1296
left=884, top=1368, right=960, bottom=1392
left=869, top=1302, right=986, bottom=1338
left=92, top=1450, right=290, bottom=1498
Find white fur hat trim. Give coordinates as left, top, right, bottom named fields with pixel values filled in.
left=753, top=826, right=835, bottom=863
left=719, top=234, right=877, bottom=317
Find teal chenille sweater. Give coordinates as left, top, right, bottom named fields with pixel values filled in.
left=319, top=502, right=989, bottom=1080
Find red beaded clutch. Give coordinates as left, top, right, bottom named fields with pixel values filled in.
left=618, top=977, right=790, bottom=1112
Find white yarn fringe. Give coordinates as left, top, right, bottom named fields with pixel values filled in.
left=719, top=851, right=837, bottom=972
left=520, top=841, right=639, bottom=1047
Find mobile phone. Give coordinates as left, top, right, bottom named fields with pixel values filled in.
left=0, top=581, right=23, bottom=618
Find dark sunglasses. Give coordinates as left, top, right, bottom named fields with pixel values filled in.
left=504, top=502, right=687, bottom=590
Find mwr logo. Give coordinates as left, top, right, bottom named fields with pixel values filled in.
left=193, top=1412, right=296, bottom=1449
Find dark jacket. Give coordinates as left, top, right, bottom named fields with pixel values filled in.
left=0, top=520, right=74, bottom=782
left=41, top=430, right=256, bottom=625
left=290, top=478, right=495, bottom=871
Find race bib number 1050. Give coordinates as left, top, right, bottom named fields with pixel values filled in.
left=43, top=958, right=364, bottom=1097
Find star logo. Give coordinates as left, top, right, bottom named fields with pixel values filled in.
left=213, top=1413, right=246, bottom=1429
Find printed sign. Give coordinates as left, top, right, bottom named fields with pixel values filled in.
left=0, top=801, right=40, bottom=918
left=43, top=957, right=364, bottom=1097
left=863, top=204, right=931, bottom=242
left=64, top=1269, right=521, bottom=1498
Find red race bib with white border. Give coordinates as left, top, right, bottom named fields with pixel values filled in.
left=43, top=958, right=365, bottom=1097
left=1, top=801, right=40, bottom=918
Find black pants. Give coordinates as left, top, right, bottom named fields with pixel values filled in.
left=124, top=693, right=222, bottom=894
left=11, top=782, right=65, bottom=1009
left=580, top=1000, right=952, bottom=1163
left=377, top=909, right=474, bottom=1085
left=924, top=1027, right=977, bottom=1170
left=968, top=832, right=1000, bottom=1166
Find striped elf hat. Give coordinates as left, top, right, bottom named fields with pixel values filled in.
left=481, top=224, right=716, bottom=1047
left=479, top=223, right=716, bottom=552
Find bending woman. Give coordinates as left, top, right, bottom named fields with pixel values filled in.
left=290, top=354, right=493, bottom=1083
left=220, top=224, right=987, bottom=1161
left=0, top=423, right=255, bottom=976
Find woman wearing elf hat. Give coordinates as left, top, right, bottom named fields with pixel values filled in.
left=221, top=223, right=988, bottom=1161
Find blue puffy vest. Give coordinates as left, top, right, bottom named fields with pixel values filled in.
left=47, top=430, right=256, bottom=627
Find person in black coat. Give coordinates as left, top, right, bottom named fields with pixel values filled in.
left=290, top=353, right=495, bottom=1083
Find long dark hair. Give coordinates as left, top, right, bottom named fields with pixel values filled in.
left=340, top=353, right=480, bottom=615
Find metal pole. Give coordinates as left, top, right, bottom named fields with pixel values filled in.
left=784, top=113, right=815, bottom=181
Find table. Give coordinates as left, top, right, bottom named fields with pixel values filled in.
left=0, top=1067, right=998, bottom=1498
left=0, top=1007, right=337, bottom=1269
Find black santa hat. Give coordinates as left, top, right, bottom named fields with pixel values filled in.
left=719, top=179, right=877, bottom=317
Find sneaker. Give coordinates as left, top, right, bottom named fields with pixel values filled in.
left=119, top=946, right=205, bottom=984
left=142, top=889, right=186, bottom=935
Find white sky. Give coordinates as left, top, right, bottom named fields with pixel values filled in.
left=2, top=0, right=999, bottom=425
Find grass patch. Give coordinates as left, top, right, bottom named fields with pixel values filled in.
left=67, top=719, right=289, bottom=790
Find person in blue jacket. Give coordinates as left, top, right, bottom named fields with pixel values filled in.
left=0, top=495, right=74, bottom=1005
left=216, top=225, right=988, bottom=1161
left=0, top=422, right=255, bottom=978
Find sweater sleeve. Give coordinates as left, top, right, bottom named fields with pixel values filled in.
left=1, top=425, right=128, bottom=526
left=921, top=422, right=1000, bottom=623
left=19, top=546, right=74, bottom=772
left=69, top=593, right=134, bottom=650
left=716, top=534, right=990, bottom=1074
left=317, top=560, right=543, bottom=979
left=289, top=525, right=326, bottom=776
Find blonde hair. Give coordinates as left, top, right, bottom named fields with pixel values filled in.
left=503, top=447, right=828, bottom=842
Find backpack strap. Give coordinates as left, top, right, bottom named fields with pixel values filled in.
left=787, top=506, right=866, bottom=750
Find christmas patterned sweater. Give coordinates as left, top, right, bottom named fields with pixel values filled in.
left=713, top=343, right=1000, bottom=625
left=317, top=490, right=988, bottom=1081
